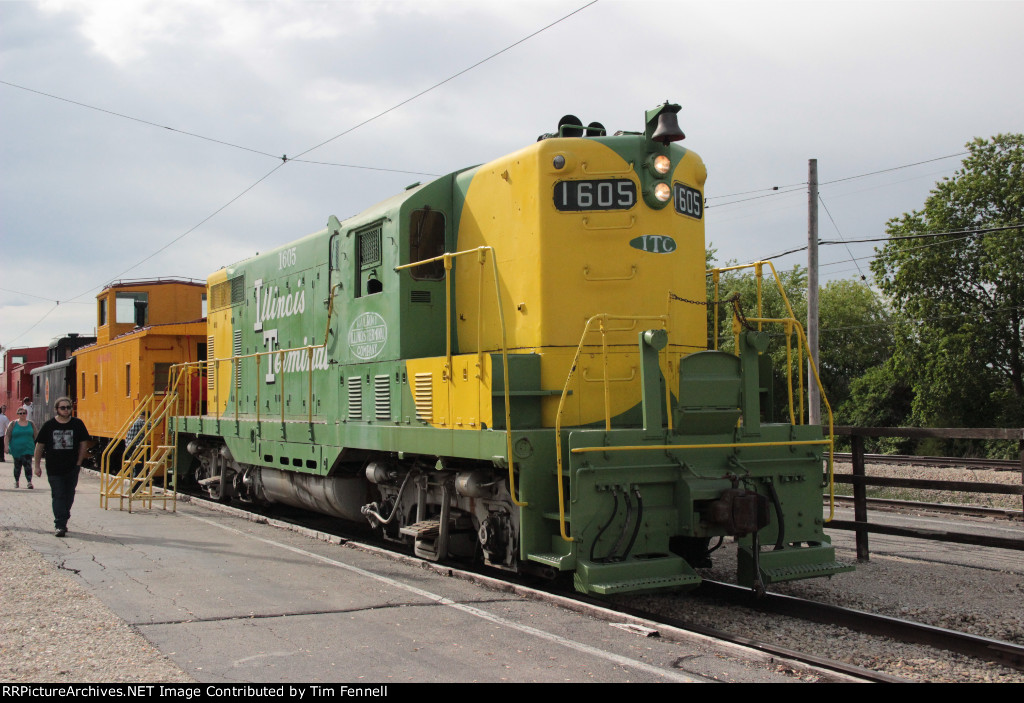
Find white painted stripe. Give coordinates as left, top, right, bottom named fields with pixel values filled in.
left=184, top=513, right=702, bottom=683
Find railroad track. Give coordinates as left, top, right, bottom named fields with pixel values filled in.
left=174, top=487, right=886, bottom=680
left=178, top=486, right=1024, bottom=682
left=830, top=494, right=1023, bottom=519
left=694, top=580, right=1024, bottom=674
left=833, top=453, right=1022, bottom=471
left=572, top=579, right=1024, bottom=680
left=568, top=589, right=906, bottom=682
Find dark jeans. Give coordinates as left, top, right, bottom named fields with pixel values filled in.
left=12, top=455, right=33, bottom=482
left=46, top=468, right=80, bottom=530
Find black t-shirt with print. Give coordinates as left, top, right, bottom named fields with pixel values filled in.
left=35, top=417, right=90, bottom=475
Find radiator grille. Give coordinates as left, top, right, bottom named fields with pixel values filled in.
left=230, top=275, right=245, bottom=304
left=374, top=374, right=391, bottom=420
left=413, top=373, right=433, bottom=422
left=210, top=275, right=245, bottom=311
left=347, top=377, right=362, bottom=420
left=206, top=335, right=215, bottom=390
left=233, top=330, right=242, bottom=388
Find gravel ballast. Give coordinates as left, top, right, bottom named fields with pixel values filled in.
left=621, top=460, right=1024, bottom=683
left=2, top=459, right=1021, bottom=683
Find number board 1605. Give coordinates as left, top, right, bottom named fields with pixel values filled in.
left=554, top=179, right=636, bottom=211
left=673, top=183, right=703, bottom=219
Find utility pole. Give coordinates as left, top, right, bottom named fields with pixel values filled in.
left=808, top=159, right=820, bottom=425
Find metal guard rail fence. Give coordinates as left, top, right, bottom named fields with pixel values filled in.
left=829, top=426, right=1024, bottom=560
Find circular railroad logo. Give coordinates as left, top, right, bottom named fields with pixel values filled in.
left=348, top=312, right=388, bottom=360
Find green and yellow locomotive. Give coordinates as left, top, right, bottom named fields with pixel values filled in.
left=171, top=103, right=850, bottom=594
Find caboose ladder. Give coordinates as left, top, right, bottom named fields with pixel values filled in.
left=99, top=390, right=179, bottom=513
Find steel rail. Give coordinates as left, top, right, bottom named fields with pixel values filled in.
left=173, top=486, right=892, bottom=682
left=833, top=453, right=1022, bottom=472
left=568, top=591, right=905, bottom=683
left=172, top=477, right=1023, bottom=678
left=697, top=580, right=1024, bottom=673
left=829, top=494, right=1023, bottom=519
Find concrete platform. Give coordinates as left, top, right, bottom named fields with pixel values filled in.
left=1, top=470, right=812, bottom=684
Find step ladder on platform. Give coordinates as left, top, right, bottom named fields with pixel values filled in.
left=99, top=390, right=180, bottom=513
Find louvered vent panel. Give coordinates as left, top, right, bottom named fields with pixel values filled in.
left=230, top=275, right=245, bottom=304
left=413, top=373, right=433, bottom=422
left=210, top=281, right=232, bottom=311
left=347, top=377, right=362, bottom=420
left=233, top=330, right=242, bottom=388
left=206, top=336, right=215, bottom=390
left=411, top=290, right=431, bottom=304
left=374, top=374, right=391, bottom=420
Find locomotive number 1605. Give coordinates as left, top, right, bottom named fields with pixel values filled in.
left=554, top=179, right=636, bottom=211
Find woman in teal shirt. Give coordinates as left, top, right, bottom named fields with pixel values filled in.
left=6, top=407, right=36, bottom=489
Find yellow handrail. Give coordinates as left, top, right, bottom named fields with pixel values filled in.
left=100, top=394, right=157, bottom=508
left=732, top=314, right=837, bottom=522
left=701, top=260, right=838, bottom=522
left=100, top=382, right=181, bottom=512
left=395, top=246, right=522, bottom=506
left=553, top=313, right=669, bottom=542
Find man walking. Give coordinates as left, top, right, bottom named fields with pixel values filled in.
left=34, top=397, right=90, bottom=537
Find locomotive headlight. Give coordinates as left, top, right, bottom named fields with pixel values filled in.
left=654, top=182, right=671, bottom=202
left=653, top=155, right=671, bottom=175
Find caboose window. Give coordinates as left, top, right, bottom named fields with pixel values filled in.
left=154, top=363, right=172, bottom=393
left=98, top=298, right=107, bottom=326
left=115, top=292, right=148, bottom=326
left=408, top=208, right=445, bottom=281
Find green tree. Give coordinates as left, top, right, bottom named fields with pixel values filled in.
left=817, top=279, right=894, bottom=413
left=871, top=134, right=1024, bottom=446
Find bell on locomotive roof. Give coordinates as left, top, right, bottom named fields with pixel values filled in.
left=647, top=102, right=685, bottom=144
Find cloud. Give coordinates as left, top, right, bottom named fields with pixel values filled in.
left=3, top=0, right=1023, bottom=349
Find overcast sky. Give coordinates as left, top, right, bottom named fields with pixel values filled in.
left=2, top=0, right=1021, bottom=351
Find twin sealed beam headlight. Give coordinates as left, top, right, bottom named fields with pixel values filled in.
left=645, top=154, right=672, bottom=203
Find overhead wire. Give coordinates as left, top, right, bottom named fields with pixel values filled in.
left=706, top=151, right=967, bottom=209
left=3, top=303, right=62, bottom=348
left=755, top=222, right=1023, bottom=264
left=3, top=1, right=601, bottom=345
left=819, top=152, right=968, bottom=186
left=0, top=78, right=447, bottom=178
left=75, top=162, right=288, bottom=300
left=0, top=78, right=279, bottom=158
left=818, top=194, right=868, bottom=280
left=290, top=0, right=600, bottom=160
